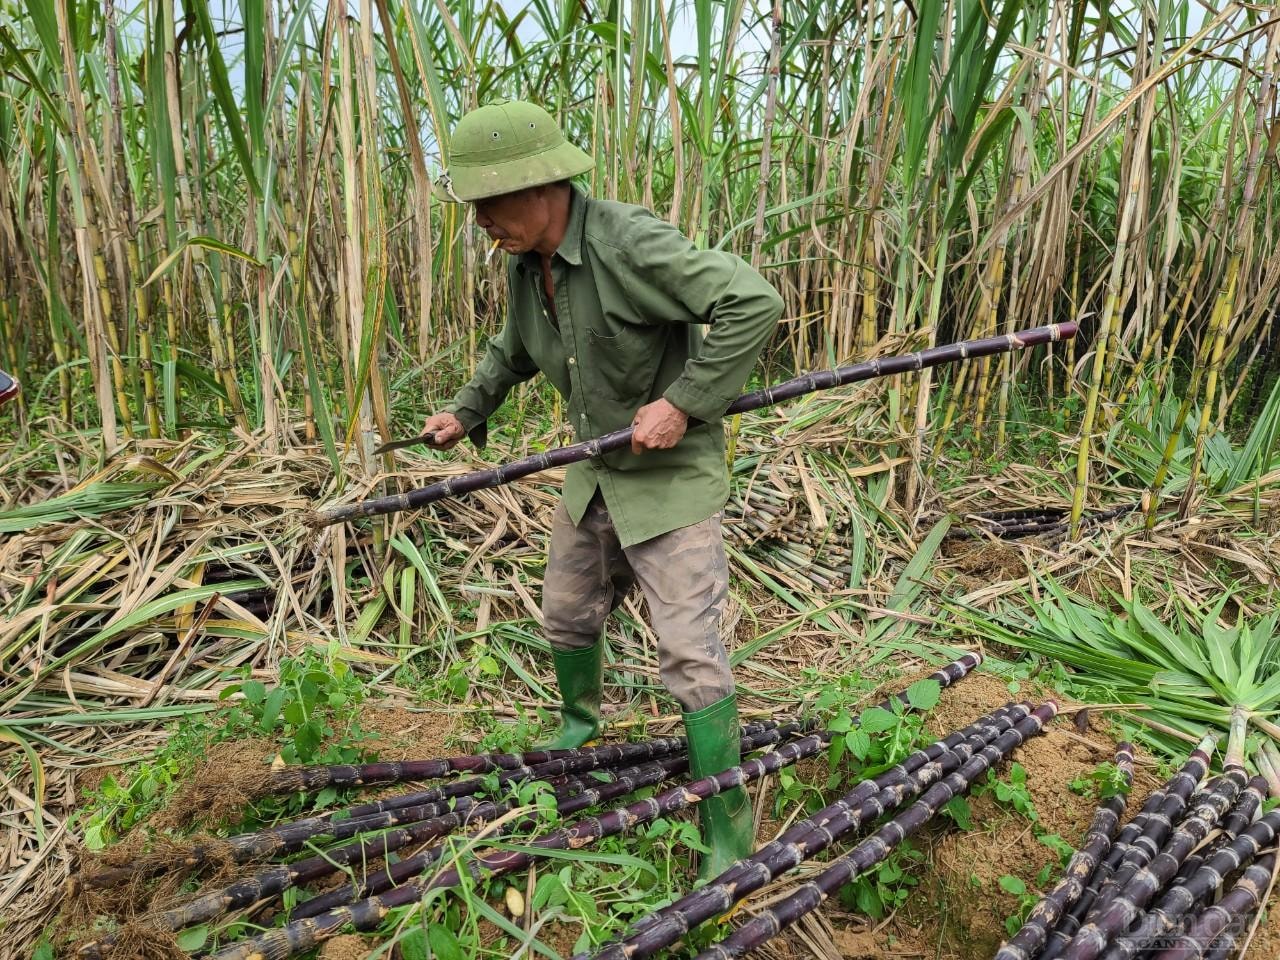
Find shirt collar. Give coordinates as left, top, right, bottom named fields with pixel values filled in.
left=516, top=184, right=587, bottom=274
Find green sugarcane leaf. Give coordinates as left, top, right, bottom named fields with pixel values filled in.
left=1128, top=601, right=1209, bottom=676
left=40, top=581, right=257, bottom=677
left=188, top=0, right=260, bottom=197
left=145, top=236, right=264, bottom=287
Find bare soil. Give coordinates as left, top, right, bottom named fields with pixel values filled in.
left=319, top=933, right=378, bottom=959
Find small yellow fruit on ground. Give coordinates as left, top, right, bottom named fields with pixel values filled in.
left=505, top=886, right=526, bottom=917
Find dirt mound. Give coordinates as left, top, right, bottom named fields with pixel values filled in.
left=358, top=701, right=460, bottom=762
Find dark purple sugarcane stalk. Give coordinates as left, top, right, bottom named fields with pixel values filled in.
left=288, top=734, right=705, bottom=921
left=1058, top=734, right=1217, bottom=943
left=994, top=743, right=1136, bottom=960
left=76, top=738, right=722, bottom=960
left=1151, top=852, right=1277, bottom=960
left=311, top=324, right=1078, bottom=526
left=1062, top=768, right=1246, bottom=960
left=582, top=703, right=1033, bottom=960
left=1038, top=790, right=1171, bottom=960
left=261, top=720, right=778, bottom=795
left=624, top=703, right=1027, bottom=937
left=688, top=702, right=1059, bottom=960
left=290, top=686, right=983, bottom=925
left=243, top=652, right=973, bottom=862
left=82, top=727, right=778, bottom=896
left=191, top=655, right=979, bottom=960
left=1083, top=808, right=1280, bottom=960
left=1165, top=775, right=1267, bottom=893
left=292, top=719, right=784, bottom=920
left=84, top=732, right=690, bottom=886
left=207, top=728, right=836, bottom=960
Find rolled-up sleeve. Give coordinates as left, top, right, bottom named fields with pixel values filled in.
left=620, top=215, right=783, bottom=422
left=446, top=319, right=538, bottom=448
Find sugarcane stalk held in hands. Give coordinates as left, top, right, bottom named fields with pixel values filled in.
left=311, top=324, right=1077, bottom=526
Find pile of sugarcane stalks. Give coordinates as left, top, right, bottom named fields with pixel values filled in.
left=996, top=732, right=1280, bottom=960
left=940, top=502, right=1141, bottom=542
left=578, top=697, right=1059, bottom=960
left=723, top=452, right=861, bottom=591
left=70, top=655, right=982, bottom=958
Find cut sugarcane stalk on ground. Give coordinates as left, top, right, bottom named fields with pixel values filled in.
left=993, top=715, right=1280, bottom=960
left=70, top=656, right=991, bottom=958
left=689, top=702, right=1061, bottom=960
left=583, top=702, right=1036, bottom=960
left=76, top=726, right=796, bottom=958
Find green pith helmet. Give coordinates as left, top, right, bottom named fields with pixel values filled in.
left=434, top=100, right=593, bottom=203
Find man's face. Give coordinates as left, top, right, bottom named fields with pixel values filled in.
left=472, top=187, right=550, bottom=255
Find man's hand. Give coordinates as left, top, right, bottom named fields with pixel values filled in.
left=631, top=398, right=689, bottom=454
left=422, top=411, right=466, bottom=450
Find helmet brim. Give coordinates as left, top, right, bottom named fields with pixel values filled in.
left=433, top=140, right=594, bottom=203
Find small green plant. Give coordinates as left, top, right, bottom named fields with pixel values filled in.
left=1070, top=761, right=1134, bottom=801
left=1037, top=832, right=1076, bottom=868
left=941, top=794, right=974, bottom=831
left=822, top=678, right=941, bottom=788
left=836, top=841, right=925, bottom=919
left=977, top=762, right=1037, bottom=822
left=78, top=651, right=373, bottom=848
left=998, top=874, right=1040, bottom=937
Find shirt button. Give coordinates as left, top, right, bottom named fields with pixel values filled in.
left=567, top=357, right=576, bottom=365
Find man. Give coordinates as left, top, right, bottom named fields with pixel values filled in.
left=422, top=100, right=782, bottom=879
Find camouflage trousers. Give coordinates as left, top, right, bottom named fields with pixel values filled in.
left=542, top=492, right=734, bottom=712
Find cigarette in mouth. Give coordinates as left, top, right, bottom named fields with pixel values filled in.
left=485, top=238, right=501, bottom=263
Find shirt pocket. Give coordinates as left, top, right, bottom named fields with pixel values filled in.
left=584, top=319, right=666, bottom=405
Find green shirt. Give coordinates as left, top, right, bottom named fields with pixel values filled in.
left=447, top=187, right=783, bottom=546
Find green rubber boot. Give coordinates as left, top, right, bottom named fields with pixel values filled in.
left=684, top=694, right=755, bottom=883
left=534, top=643, right=603, bottom=750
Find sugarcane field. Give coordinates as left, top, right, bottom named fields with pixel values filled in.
left=5, top=1, right=1280, bottom=959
